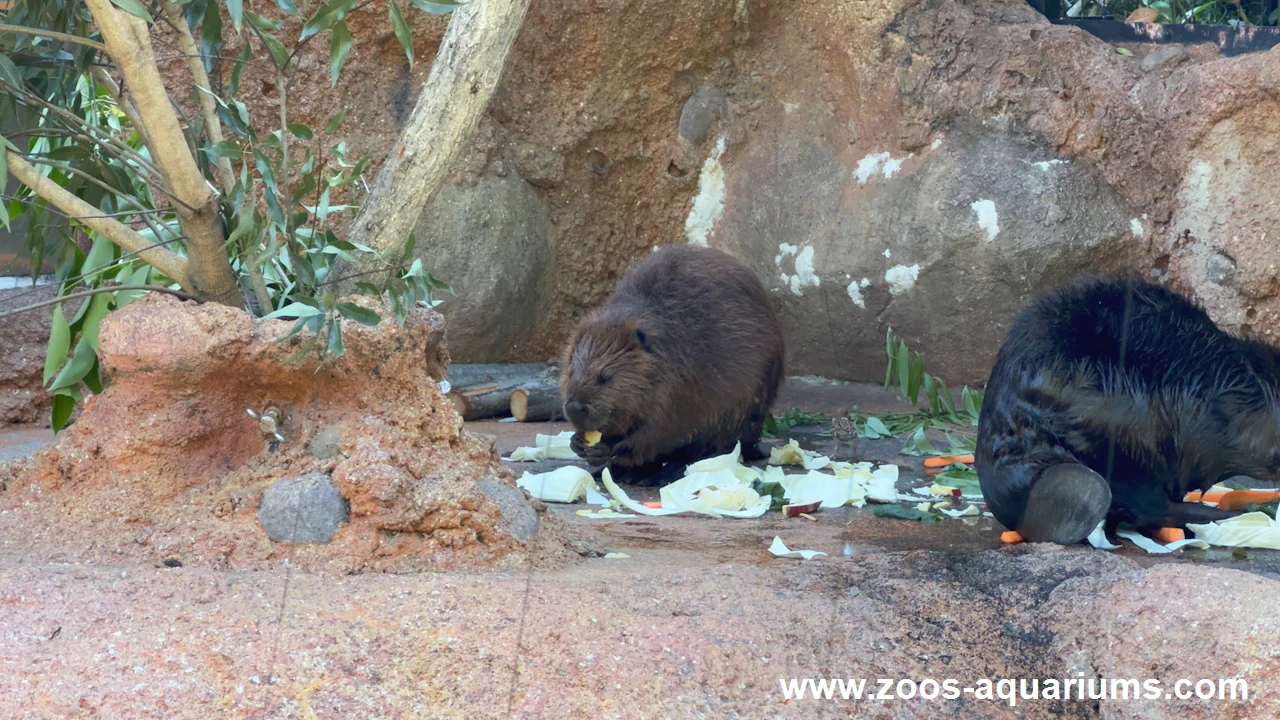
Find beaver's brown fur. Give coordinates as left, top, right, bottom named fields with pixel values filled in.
left=560, top=245, right=785, bottom=485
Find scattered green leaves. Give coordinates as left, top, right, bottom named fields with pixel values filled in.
left=873, top=505, right=941, bottom=523
left=329, top=20, right=353, bottom=85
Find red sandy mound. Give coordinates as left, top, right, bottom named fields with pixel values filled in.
left=0, top=294, right=574, bottom=573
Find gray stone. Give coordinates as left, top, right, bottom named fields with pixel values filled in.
left=478, top=478, right=540, bottom=541
left=410, top=174, right=556, bottom=363
left=508, top=141, right=565, bottom=189
left=712, top=120, right=1134, bottom=385
left=258, top=473, right=349, bottom=544
left=1141, top=45, right=1188, bottom=73
left=306, top=425, right=343, bottom=460
left=678, top=86, right=729, bottom=145
left=1205, top=250, right=1237, bottom=286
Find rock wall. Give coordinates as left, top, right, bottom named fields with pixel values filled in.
left=278, top=0, right=1280, bottom=385
left=8, top=0, right=1280, bottom=414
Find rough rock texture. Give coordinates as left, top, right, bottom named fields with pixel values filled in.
left=411, top=173, right=556, bottom=362
left=1, top=541, right=1276, bottom=718
left=0, top=294, right=574, bottom=573
left=0, top=283, right=57, bottom=424
left=125, top=0, right=1280, bottom=388
left=257, top=472, right=349, bottom=544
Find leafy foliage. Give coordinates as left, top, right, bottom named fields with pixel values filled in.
left=1, top=0, right=465, bottom=428
left=762, top=407, right=828, bottom=438
left=1091, top=0, right=1277, bottom=26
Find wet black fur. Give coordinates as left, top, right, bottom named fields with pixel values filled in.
left=977, top=275, right=1280, bottom=536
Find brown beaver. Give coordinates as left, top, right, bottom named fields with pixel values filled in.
left=560, top=245, right=786, bottom=485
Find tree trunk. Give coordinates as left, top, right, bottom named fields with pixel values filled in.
left=83, top=0, right=244, bottom=309
left=333, top=0, right=532, bottom=290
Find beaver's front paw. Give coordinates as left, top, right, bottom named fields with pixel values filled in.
left=571, top=431, right=614, bottom=465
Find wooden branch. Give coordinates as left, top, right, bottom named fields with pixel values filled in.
left=83, top=0, right=244, bottom=309
left=6, top=150, right=191, bottom=287
left=156, top=0, right=234, bottom=196
left=334, top=0, right=532, bottom=290
left=509, top=384, right=563, bottom=422
left=0, top=22, right=107, bottom=52
left=156, top=0, right=272, bottom=315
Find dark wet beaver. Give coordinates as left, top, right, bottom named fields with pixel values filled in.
left=560, top=245, right=785, bottom=485
left=977, top=275, right=1279, bottom=544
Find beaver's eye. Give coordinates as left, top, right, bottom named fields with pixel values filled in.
left=598, top=371, right=612, bottom=385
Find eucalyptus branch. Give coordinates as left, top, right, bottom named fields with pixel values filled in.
left=0, top=285, right=196, bottom=320
left=0, top=23, right=108, bottom=52
left=89, top=67, right=150, bottom=147
left=3, top=79, right=163, bottom=178
left=5, top=150, right=192, bottom=286
left=156, top=0, right=234, bottom=196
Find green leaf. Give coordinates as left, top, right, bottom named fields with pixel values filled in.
left=862, top=415, right=891, bottom=439
left=410, top=0, right=466, bottom=14
left=389, top=0, right=415, bottom=68
left=899, top=426, right=938, bottom=456
left=80, top=293, right=114, bottom=351
left=200, top=0, right=223, bottom=73
left=44, top=306, right=71, bottom=385
left=0, top=54, right=20, bottom=91
left=302, top=0, right=358, bottom=40
left=287, top=122, right=314, bottom=141
left=264, top=302, right=325, bottom=319
left=324, top=108, right=349, bottom=133
left=49, top=338, right=97, bottom=392
left=261, top=32, right=290, bottom=70
left=336, top=302, right=381, bottom=326
left=401, top=231, right=418, bottom=263
left=935, top=467, right=982, bottom=496
left=329, top=20, right=353, bottom=86
left=1116, top=47, right=1134, bottom=57
left=896, top=339, right=910, bottom=401
left=277, top=0, right=300, bottom=15
left=229, top=37, right=253, bottom=99
left=873, top=505, right=940, bottom=523
left=907, top=353, right=924, bottom=406
left=110, top=0, right=154, bottom=23
left=326, top=318, right=345, bottom=357
left=51, top=391, right=76, bottom=433
left=245, top=10, right=285, bottom=31
left=227, top=0, right=244, bottom=30
left=82, top=236, right=116, bottom=277
left=204, top=140, right=243, bottom=161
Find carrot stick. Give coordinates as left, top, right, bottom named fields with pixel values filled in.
left=1155, top=527, right=1185, bottom=543
left=642, top=501, right=663, bottom=509
left=924, top=455, right=975, bottom=468
left=1184, top=490, right=1228, bottom=503
left=1216, top=490, right=1280, bottom=512
left=1000, top=530, right=1024, bottom=544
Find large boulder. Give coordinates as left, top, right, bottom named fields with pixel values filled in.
left=410, top=173, right=557, bottom=363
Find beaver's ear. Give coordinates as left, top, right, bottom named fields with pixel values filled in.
left=634, top=327, right=653, bottom=353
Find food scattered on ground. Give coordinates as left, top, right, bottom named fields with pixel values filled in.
left=769, top=438, right=830, bottom=470
left=584, top=430, right=603, bottom=447
left=941, top=505, right=981, bottom=518
left=1001, top=530, right=1025, bottom=544
left=1155, top=527, right=1185, bottom=543
left=575, top=509, right=638, bottom=519
left=874, top=505, right=941, bottom=523
left=1116, top=530, right=1209, bottom=554
left=1187, top=512, right=1280, bottom=550
left=1215, top=490, right=1280, bottom=511
left=603, top=552, right=630, bottom=559
left=506, top=430, right=582, bottom=462
left=923, top=454, right=975, bottom=468
left=782, top=501, right=822, bottom=517
left=517, top=466, right=598, bottom=503
left=768, top=536, right=828, bottom=560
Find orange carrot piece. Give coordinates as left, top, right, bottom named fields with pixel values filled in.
left=1155, top=527, right=1185, bottom=543
left=924, top=455, right=975, bottom=468
left=1000, top=530, right=1024, bottom=544
left=642, top=501, right=663, bottom=509
left=1184, top=490, right=1228, bottom=503
left=1216, top=490, right=1280, bottom=512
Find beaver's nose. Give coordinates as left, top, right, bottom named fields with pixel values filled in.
left=564, top=399, right=588, bottom=426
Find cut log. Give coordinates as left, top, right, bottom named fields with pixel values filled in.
left=509, top=384, right=563, bottom=422
left=445, top=363, right=563, bottom=421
